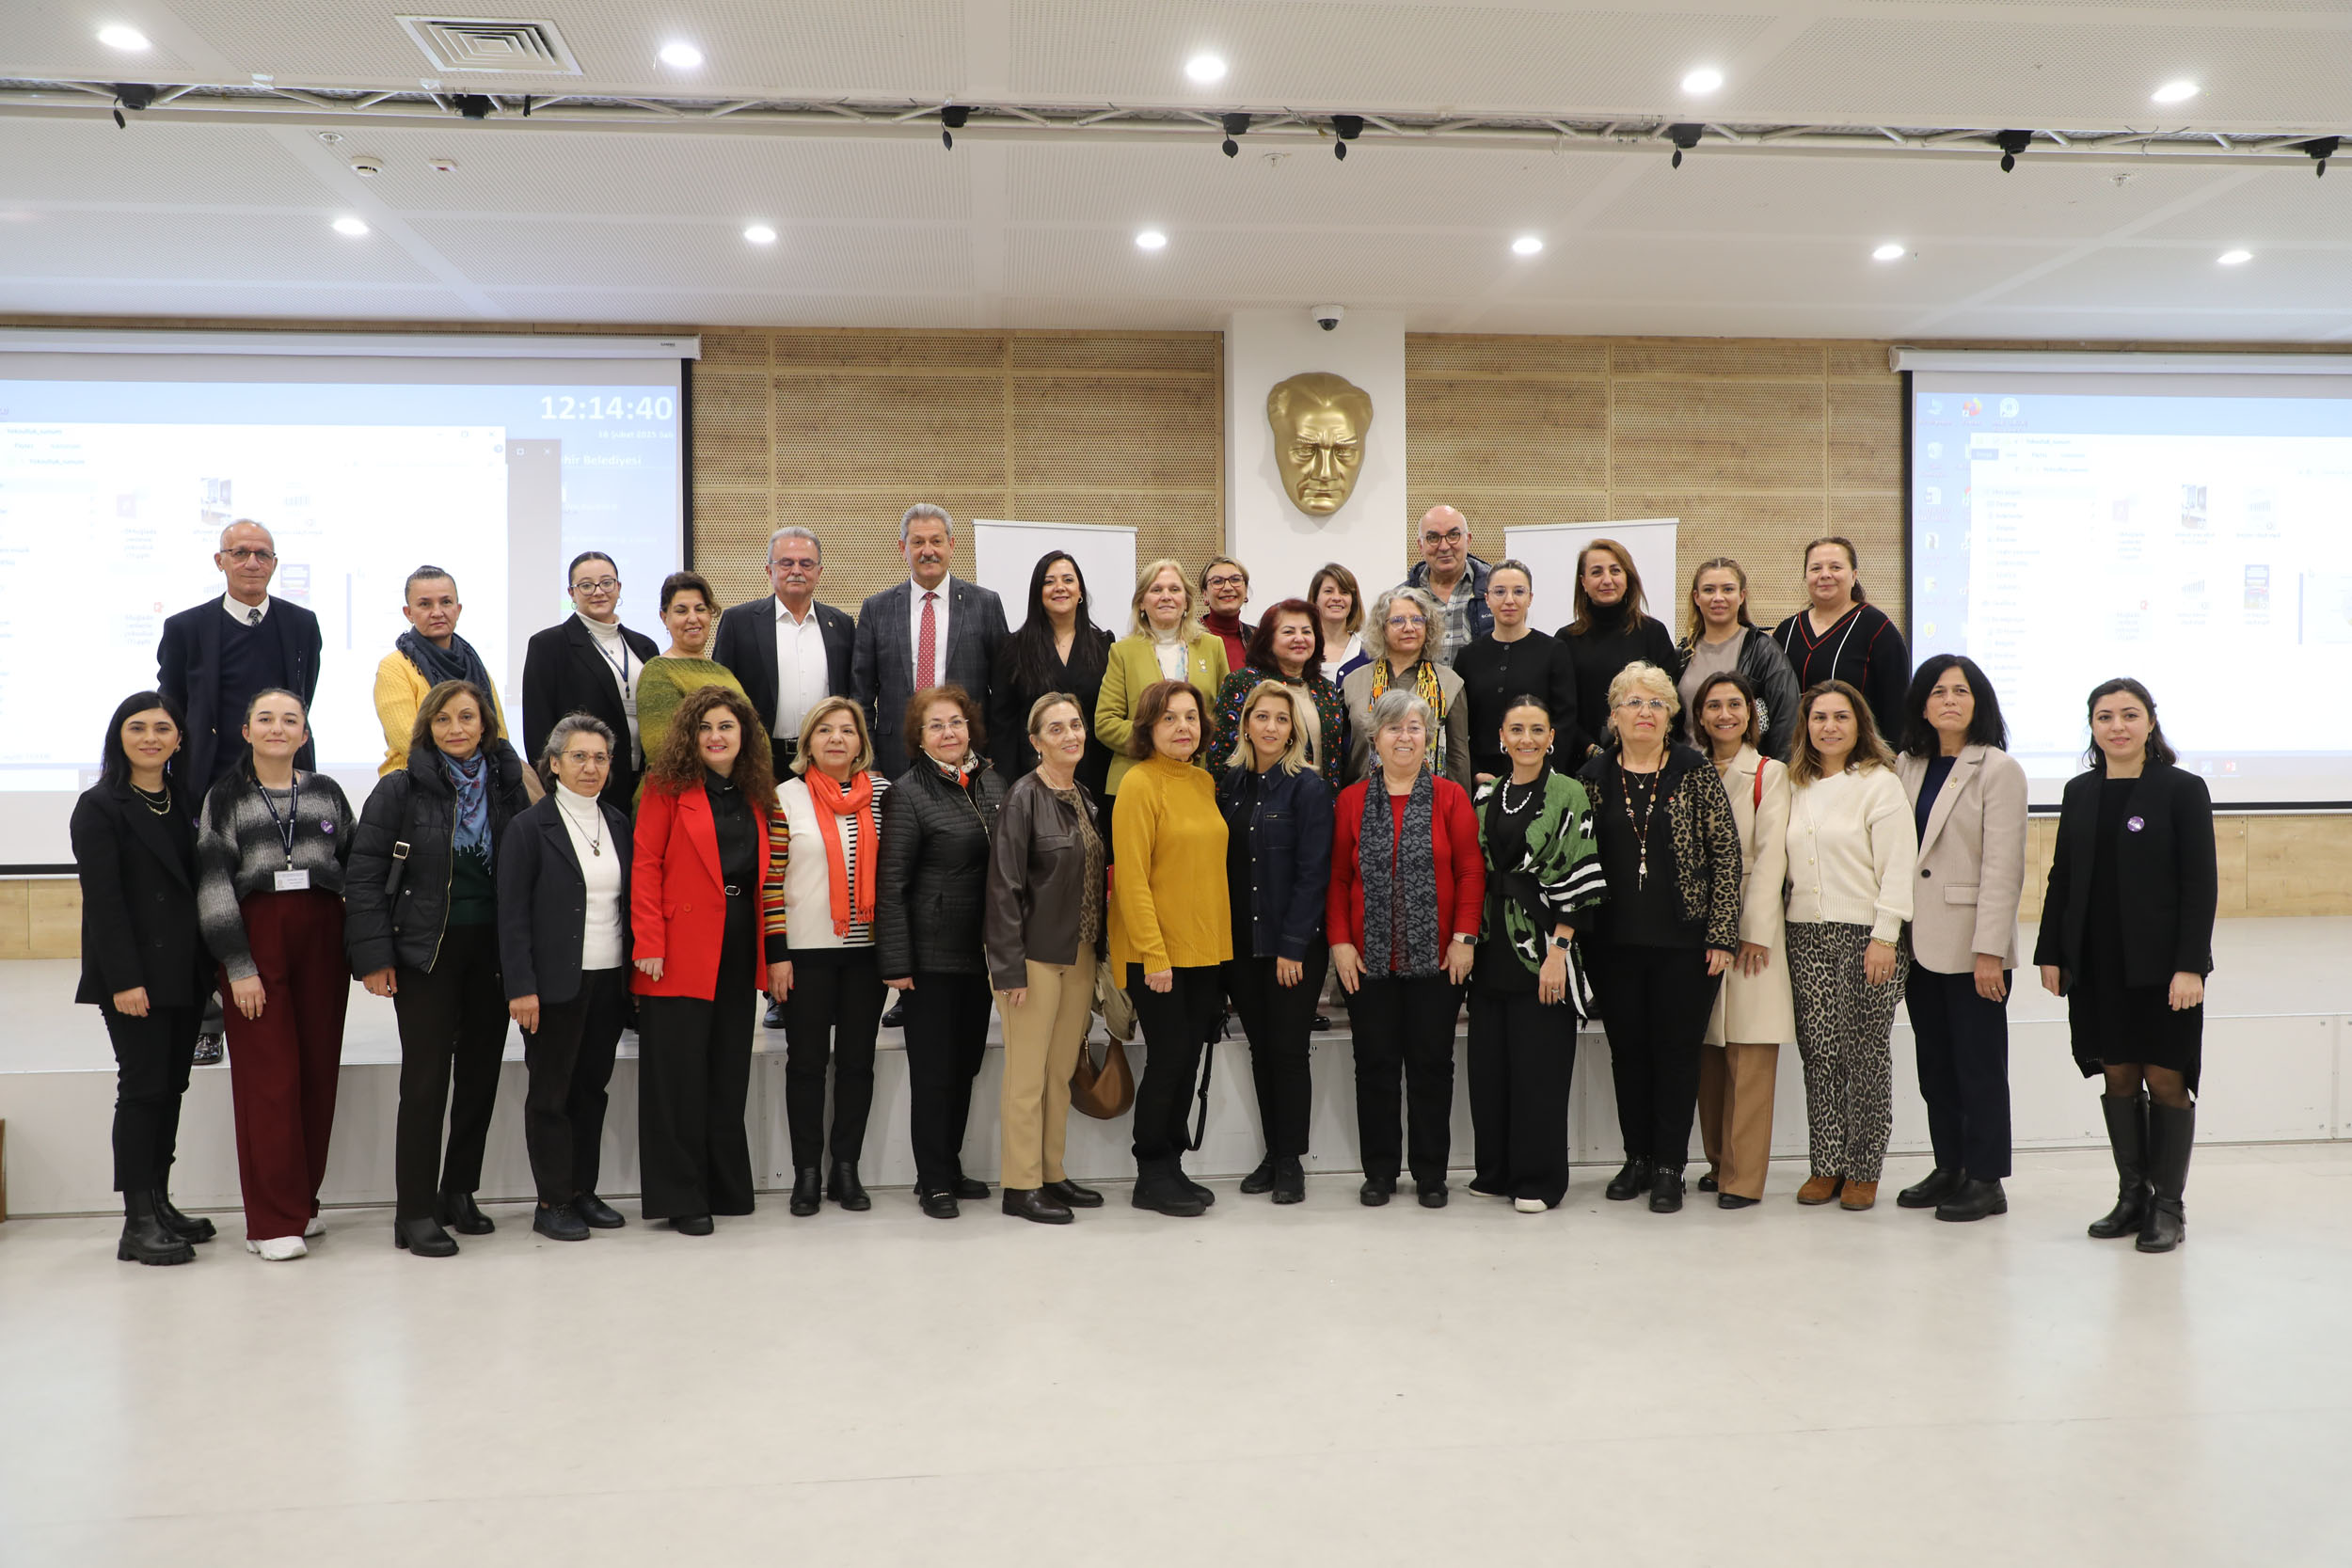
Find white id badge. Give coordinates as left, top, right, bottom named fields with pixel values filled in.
left=274, top=868, right=311, bottom=893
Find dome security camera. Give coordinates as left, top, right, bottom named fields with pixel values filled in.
left=1311, top=304, right=1345, bottom=331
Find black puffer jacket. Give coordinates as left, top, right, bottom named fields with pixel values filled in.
left=347, top=739, right=532, bottom=974
left=874, top=756, right=1008, bottom=979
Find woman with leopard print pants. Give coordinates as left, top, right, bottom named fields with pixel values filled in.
left=1782, top=679, right=1915, bottom=1212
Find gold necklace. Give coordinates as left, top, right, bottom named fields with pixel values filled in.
left=134, top=782, right=172, bottom=816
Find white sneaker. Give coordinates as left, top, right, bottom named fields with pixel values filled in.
left=304, top=1215, right=325, bottom=1238
left=1514, top=1197, right=1546, bottom=1213
left=246, top=1235, right=309, bottom=1261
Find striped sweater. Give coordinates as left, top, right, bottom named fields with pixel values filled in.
left=197, top=767, right=358, bottom=980
left=762, top=772, right=892, bottom=954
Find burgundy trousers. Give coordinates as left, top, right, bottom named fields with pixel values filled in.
left=221, top=891, right=350, bottom=1242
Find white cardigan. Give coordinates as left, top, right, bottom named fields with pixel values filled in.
left=1784, top=765, right=1915, bottom=942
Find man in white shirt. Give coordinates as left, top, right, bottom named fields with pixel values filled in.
left=711, top=525, right=853, bottom=774
left=850, top=503, right=1009, bottom=780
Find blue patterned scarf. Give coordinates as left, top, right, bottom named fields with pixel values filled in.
left=442, top=751, right=490, bottom=863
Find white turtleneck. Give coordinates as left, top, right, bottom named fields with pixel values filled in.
left=553, top=782, right=625, bottom=970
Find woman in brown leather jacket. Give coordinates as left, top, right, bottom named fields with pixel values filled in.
left=983, top=693, right=1111, bottom=1224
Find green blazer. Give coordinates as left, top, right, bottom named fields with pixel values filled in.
left=1095, top=632, right=1230, bottom=796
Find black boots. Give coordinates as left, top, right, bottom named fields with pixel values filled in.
left=153, top=1189, right=216, bottom=1243
left=1898, top=1167, right=1964, bottom=1210
left=394, top=1215, right=459, bottom=1257
left=118, top=1191, right=196, bottom=1266
left=1270, top=1157, right=1306, bottom=1205
left=1934, top=1179, right=2008, bottom=1222
left=2138, top=1101, right=2195, bottom=1253
left=437, top=1190, right=495, bottom=1235
left=788, top=1167, right=823, bottom=1217
left=1239, top=1158, right=1278, bottom=1195
left=1605, top=1157, right=1654, bottom=1202
left=1133, top=1162, right=1206, bottom=1216
left=1648, top=1165, right=1686, bottom=1213
left=827, top=1162, right=870, bottom=1212
left=2090, top=1092, right=2151, bottom=1240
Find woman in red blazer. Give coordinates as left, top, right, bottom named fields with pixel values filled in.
left=631, top=686, right=785, bottom=1234
left=1327, top=688, right=1485, bottom=1208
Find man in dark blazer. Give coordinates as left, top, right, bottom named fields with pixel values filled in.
left=851, top=504, right=1009, bottom=779
left=520, top=550, right=660, bottom=807
left=156, top=519, right=323, bottom=809
left=711, top=524, right=854, bottom=773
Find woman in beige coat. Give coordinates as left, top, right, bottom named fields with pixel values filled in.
left=1892, top=656, right=2028, bottom=1224
left=1691, top=672, right=1794, bottom=1208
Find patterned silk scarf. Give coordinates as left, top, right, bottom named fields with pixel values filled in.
left=804, top=768, right=878, bottom=936
left=1358, top=767, right=1440, bottom=977
left=441, top=751, right=490, bottom=863
left=1370, top=657, right=1449, bottom=775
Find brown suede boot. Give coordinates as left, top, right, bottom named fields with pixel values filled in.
left=1840, top=1180, right=1879, bottom=1211
left=1797, top=1174, right=1843, bottom=1205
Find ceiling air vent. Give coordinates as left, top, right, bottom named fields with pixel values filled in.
left=397, top=16, right=582, bottom=75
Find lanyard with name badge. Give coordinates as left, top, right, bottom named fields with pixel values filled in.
left=260, top=776, right=310, bottom=892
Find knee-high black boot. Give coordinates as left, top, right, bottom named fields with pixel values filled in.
left=2137, top=1101, right=2194, bottom=1254
left=2088, top=1091, right=2149, bottom=1240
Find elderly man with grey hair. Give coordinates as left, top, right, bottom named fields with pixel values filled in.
left=1401, top=504, right=1494, bottom=667
left=712, top=523, right=854, bottom=775
left=850, top=502, right=1009, bottom=779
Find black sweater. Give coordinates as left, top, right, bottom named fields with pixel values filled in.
left=1769, top=603, right=1911, bottom=747
left=1454, top=629, right=1579, bottom=783
left=1558, top=603, right=1682, bottom=763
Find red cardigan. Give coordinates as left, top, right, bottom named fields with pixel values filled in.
left=1327, top=775, right=1486, bottom=971
left=630, top=781, right=778, bottom=1001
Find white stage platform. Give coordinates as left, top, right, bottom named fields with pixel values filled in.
left=3, top=920, right=2345, bottom=1218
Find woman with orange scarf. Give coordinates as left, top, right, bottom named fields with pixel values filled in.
left=767, top=695, right=894, bottom=1217
left=631, top=687, right=786, bottom=1236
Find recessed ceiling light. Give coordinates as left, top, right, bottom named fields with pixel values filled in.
left=1873, top=242, right=1907, bottom=261
left=1135, top=229, right=1168, bottom=250
left=659, top=41, right=703, bottom=69
left=1681, top=67, right=1724, bottom=94
left=743, top=224, right=777, bottom=245
left=1185, top=54, right=1226, bottom=84
left=331, top=216, right=370, bottom=237
left=2152, top=80, right=2200, bottom=104
left=2217, top=248, right=2252, bottom=265
left=97, top=24, right=149, bottom=50
left=1511, top=234, right=1544, bottom=256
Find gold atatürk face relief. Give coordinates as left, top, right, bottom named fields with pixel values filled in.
left=1266, top=372, right=1374, bottom=515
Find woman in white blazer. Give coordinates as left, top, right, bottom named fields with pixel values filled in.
left=1690, top=673, right=1794, bottom=1210
left=1892, top=656, right=2028, bottom=1223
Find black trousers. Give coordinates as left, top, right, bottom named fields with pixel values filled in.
left=1224, top=944, right=1329, bottom=1160
left=903, top=968, right=993, bottom=1194
left=1592, top=943, right=1720, bottom=1168
left=520, top=966, right=627, bottom=1205
left=636, top=912, right=758, bottom=1220
left=1126, top=962, right=1224, bottom=1173
left=1467, top=988, right=1578, bottom=1207
left=103, top=1002, right=199, bottom=1194
left=1908, top=963, right=2014, bottom=1180
left=1346, top=973, right=1463, bottom=1185
left=783, top=949, right=884, bottom=1169
left=390, top=930, right=509, bottom=1221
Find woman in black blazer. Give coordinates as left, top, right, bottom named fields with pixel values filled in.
left=72, top=691, right=215, bottom=1265
left=519, top=551, right=661, bottom=806
left=498, top=714, right=635, bottom=1243
left=2035, top=678, right=2216, bottom=1255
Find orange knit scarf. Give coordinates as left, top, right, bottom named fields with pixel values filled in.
left=804, top=769, right=877, bottom=937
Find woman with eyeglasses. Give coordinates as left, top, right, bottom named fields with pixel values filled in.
left=1341, top=586, right=1471, bottom=790
left=521, top=551, right=660, bottom=805
left=1558, top=540, right=1680, bottom=767
left=877, top=685, right=1009, bottom=1219
left=1575, top=662, right=1743, bottom=1214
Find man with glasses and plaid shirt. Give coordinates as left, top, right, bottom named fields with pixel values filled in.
left=1400, top=505, right=1494, bottom=668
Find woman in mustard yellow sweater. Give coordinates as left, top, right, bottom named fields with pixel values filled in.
left=1110, top=679, right=1232, bottom=1217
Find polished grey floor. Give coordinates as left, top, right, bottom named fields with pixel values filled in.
left=4, top=1143, right=2348, bottom=1567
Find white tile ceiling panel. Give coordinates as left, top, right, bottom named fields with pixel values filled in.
left=1005, top=140, right=1631, bottom=231
left=0, top=281, right=480, bottom=319
left=0, top=120, right=329, bottom=209
left=1003, top=224, right=1512, bottom=300
left=0, top=210, right=447, bottom=284
left=1011, top=1, right=1776, bottom=111
left=1461, top=300, right=1937, bottom=338
left=1933, top=308, right=2352, bottom=342
left=288, top=128, right=970, bottom=222
left=1488, top=234, right=2075, bottom=308
left=405, top=215, right=973, bottom=293
left=1589, top=155, right=2235, bottom=245
left=999, top=296, right=1234, bottom=329
left=2135, top=170, right=2352, bottom=245
left=481, top=290, right=992, bottom=326
left=155, top=0, right=963, bottom=96
left=1998, top=243, right=2352, bottom=309
left=1734, top=17, right=2352, bottom=128
left=4, top=18, right=209, bottom=80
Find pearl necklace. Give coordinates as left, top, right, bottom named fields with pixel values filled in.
left=1498, top=776, right=1542, bottom=817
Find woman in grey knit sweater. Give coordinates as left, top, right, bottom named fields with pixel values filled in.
left=195, top=687, right=357, bottom=1260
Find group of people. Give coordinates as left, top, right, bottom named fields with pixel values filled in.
left=74, top=506, right=2217, bottom=1267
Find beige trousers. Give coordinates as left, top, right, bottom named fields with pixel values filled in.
left=1697, top=1041, right=1781, bottom=1200
left=996, top=941, right=1094, bottom=1190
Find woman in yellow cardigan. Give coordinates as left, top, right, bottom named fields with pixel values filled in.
left=373, top=565, right=517, bottom=777
left=1095, top=558, right=1228, bottom=856
left=1110, top=679, right=1232, bottom=1217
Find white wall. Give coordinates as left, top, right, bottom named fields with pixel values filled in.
left=1224, top=309, right=1409, bottom=619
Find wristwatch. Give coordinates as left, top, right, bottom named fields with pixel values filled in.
left=1451, top=933, right=1477, bottom=946
left=1549, top=934, right=1573, bottom=951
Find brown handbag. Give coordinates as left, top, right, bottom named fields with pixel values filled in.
left=1070, top=1033, right=1136, bottom=1119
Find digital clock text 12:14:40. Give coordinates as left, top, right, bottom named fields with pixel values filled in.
left=539, top=395, right=675, bottom=420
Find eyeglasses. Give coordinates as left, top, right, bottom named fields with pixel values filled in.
left=924, top=716, right=969, bottom=734
left=1421, top=529, right=1467, bottom=546
left=1615, top=697, right=1671, bottom=714
left=571, top=578, right=620, bottom=594
left=1204, top=574, right=1248, bottom=591
left=559, top=752, right=611, bottom=767
left=1386, top=613, right=1427, bottom=629
left=222, top=547, right=277, bottom=563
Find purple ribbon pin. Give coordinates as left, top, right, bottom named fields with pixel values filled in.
left=321, top=819, right=337, bottom=833
left=2126, top=816, right=2145, bottom=832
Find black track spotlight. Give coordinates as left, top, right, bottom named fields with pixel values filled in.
left=453, top=93, right=495, bottom=119
left=941, top=104, right=970, bottom=149
left=2301, top=135, right=2340, bottom=178
left=111, top=82, right=155, bottom=128
left=1221, top=112, right=1251, bottom=157
left=1331, top=114, right=1363, bottom=161
left=1664, top=122, right=1704, bottom=168
left=1994, top=129, right=2033, bottom=173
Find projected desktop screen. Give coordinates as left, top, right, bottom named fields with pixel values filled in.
left=0, top=349, right=686, bottom=864
left=1910, top=366, right=2352, bottom=807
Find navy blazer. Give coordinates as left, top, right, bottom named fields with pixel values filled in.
left=709, top=593, right=854, bottom=754
left=496, top=793, right=635, bottom=1006
left=155, top=595, right=322, bottom=804
left=520, top=616, right=660, bottom=807
left=851, top=577, right=1009, bottom=778
left=71, top=779, right=209, bottom=1007
left=2032, top=761, right=2217, bottom=988
left=1217, top=762, right=1335, bottom=962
